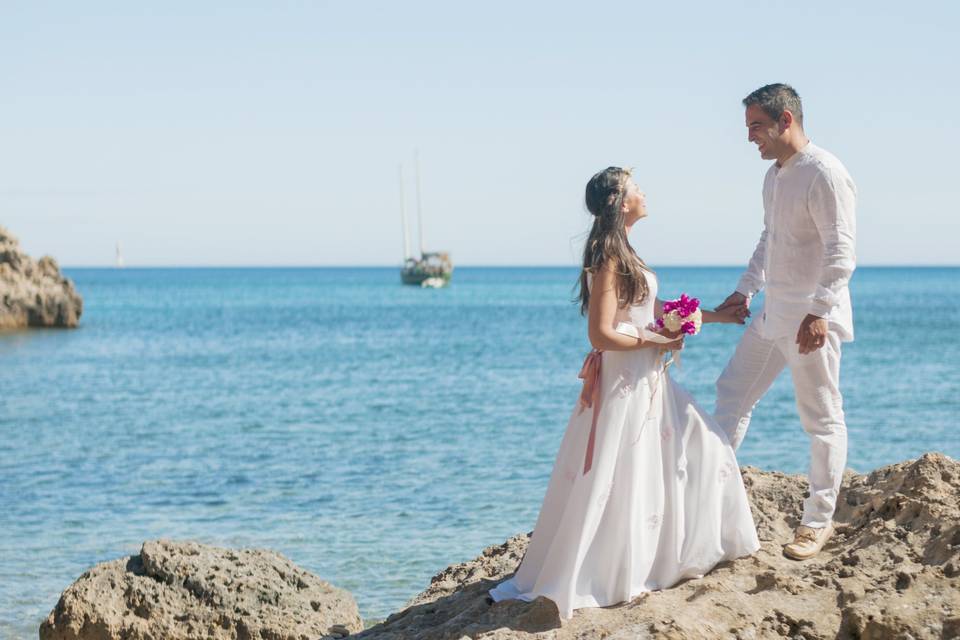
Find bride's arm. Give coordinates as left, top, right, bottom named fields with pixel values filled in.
left=655, top=297, right=740, bottom=325
left=588, top=267, right=682, bottom=351
left=701, top=307, right=742, bottom=324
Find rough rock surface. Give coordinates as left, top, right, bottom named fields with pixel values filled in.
left=0, top=225, right=82, bottom=328
left=356, top=453, right=960, bottom=639
left=40, top=539, right=363, bottom=640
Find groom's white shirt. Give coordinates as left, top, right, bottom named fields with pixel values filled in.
left=735, top=141, right=857, bottom=342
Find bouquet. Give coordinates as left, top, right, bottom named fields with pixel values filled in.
left=656, top=293, right=702, bottom=336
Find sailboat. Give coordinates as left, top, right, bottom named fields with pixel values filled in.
left=399, top=151, right=453, bottom=287
left=115, top=241, right=125, bottom=268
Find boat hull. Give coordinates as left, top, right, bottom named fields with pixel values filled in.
left=401, top=270, right=452, bottom=286
left=401, top=251, right=453, bottom=286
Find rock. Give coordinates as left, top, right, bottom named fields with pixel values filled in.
left=355, top=452, right=960, bottom=639
left=0, top=225, right=82, bottom=328
left=40, top=539, right=363, bottom=640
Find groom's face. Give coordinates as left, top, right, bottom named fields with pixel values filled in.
left=745, top=104, right=784, bottom=161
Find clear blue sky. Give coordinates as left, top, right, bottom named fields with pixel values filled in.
left=2, top=1, right=957, bottom=266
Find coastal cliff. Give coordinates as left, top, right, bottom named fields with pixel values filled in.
left=0, top=225, right=82, bottom=329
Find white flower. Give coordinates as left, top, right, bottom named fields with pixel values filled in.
left=688, top=308, right=703, bottom=334
left=663, top=308, right=702, bottom=335
left=662, top=310, right=683, bottom=332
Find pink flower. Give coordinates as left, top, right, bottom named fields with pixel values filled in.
left=656, top=317, right=665, bottom=328
left=674, top=294, right=700, bottom=317
left=682, top=321, right=696, bottom=335
left=663, top=293, right=701, bottom=319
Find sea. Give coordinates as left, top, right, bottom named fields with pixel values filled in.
left=1, top=266, right=957, bottom=637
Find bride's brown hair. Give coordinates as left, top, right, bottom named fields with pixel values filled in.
left=576, top=166, right=652, bottom=316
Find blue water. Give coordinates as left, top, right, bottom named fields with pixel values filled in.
left=1, top=266, right=957, bottom=637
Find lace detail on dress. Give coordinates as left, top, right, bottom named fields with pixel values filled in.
left=660, top=421, right=673, bottom=442
left=616, top=369, right=640, bottom=398
left=718, top=461, right=737, bottom=484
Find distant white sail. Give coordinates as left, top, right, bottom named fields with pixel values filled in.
left=415, top=149, right=425, bottom=258
left=399, top=164, right=411, bottom=262
left=115, top=241, right=125, bottom=268
left=399, top=149, right=453, bottom=287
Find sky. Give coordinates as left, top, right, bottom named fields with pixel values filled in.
left=1, top=1, right=957, bottom=267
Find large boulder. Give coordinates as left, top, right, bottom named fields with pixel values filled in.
left=0, top=225, right=82, bottom=328
left=356, top=452, right=960, bottom=639
left=40, top=539, right=363, bottom=640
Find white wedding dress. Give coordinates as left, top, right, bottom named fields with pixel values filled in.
left=488, top=270, right=760, bottom=619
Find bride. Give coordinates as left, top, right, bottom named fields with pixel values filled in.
left=488, top=167, right=761, bottom=619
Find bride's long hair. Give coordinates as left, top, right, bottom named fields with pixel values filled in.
left=576, top=166, right=652, bottom=316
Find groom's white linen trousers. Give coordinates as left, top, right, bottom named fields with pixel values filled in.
left=715, top=142, right=856, bottom=529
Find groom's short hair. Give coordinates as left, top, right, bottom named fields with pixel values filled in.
left=743, top=84, right=803, bottom=127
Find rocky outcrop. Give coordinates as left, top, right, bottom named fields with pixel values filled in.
left=40, top=539, right=363, bottom=640
left=40, top=455, right=959, bottom=639
left=356, top=453, right=960, bottom=639
left=0, top=225, right=82, bottom=328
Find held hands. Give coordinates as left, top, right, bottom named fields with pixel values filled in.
left=714, top=292, right=750, bottom=324
left=796, top=314, right=829, bottom=354
left=712, top=304, right=747, bottom=324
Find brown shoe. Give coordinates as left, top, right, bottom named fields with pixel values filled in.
left=783, top=521, right=834, bottom=560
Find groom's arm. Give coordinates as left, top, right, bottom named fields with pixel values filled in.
left=715, top=228, right=766, bottom=321
left=735, top=228, right=768, bottom=299
left=795, top=168, right=856, bottom=354
left=807, top=168, right=857, bottom=319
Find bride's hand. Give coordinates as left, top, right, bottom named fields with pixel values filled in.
left=655, top=327, right=685, bottom=351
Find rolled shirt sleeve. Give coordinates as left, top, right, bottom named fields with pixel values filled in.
left=807, top=168, right=857, bottom=318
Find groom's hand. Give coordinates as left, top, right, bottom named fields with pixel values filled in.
left=796, top=314, right=828, bottom=354
left=715, top=292, right=751, bottom=322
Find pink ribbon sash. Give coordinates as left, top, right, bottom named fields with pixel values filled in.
left=577, top=349, right=603, bottom=475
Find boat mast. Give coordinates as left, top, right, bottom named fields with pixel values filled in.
left=415, top=149, right=425, bottom=259
left=398, top=164, right=411, bottom=262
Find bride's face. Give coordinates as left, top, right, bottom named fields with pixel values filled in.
left=621, top=180, right=647, bottom=225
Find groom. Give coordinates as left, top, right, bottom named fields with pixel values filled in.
left=714, top=83, right=856, bottom=560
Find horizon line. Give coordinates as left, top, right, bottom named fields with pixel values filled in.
left=60, top=263, right=960, bottom=269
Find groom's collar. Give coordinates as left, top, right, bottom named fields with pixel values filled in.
left=776, top=140, right=813, bottom=171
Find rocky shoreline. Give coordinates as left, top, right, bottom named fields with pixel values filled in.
left=42, top=452, right=959, bottom=639
left=0, top=225, right=82, bottom=329
left=40, top=540, right=364, bottom=640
